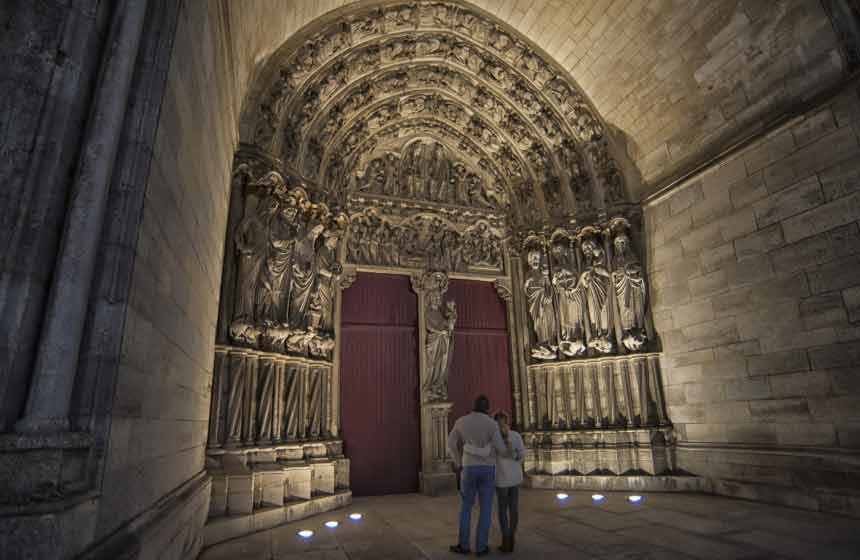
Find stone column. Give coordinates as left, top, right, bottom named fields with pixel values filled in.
left=331, top=266, right=357, bottom=438
left=494, top=275, right=524, bottom=427
left=15, top=0, right=150, bottom=434
left=411, top=271, right=457, bottom=496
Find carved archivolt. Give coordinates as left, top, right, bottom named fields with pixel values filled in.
left=242, top=1, right=628, bottom=226
left=519, top=215, right=650, bottom=362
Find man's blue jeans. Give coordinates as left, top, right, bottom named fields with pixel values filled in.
left=458, top=465, right=496, bottom=551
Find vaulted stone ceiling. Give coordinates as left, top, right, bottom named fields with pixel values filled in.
left=232, top=0, right=843, bottom=204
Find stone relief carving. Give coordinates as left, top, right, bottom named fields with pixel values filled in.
left=345, top=208, right=504, bottom=273
left=227, top=168, right=348, bottom=361
left=353, top=139, right=508, bottom=211
left=415, top=272, right=457, bottom=403
left=518, top=216, right=651, bottom=363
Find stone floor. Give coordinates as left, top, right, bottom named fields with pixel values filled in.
left=199, top=489, right=860, bottom=559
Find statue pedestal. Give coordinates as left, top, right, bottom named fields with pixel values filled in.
left=419, top=401, right=456, bottom=496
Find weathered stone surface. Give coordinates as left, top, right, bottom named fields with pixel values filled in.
left=753, top=175, right=824, bottom=228
left=724, top=378, right=771, bottom=401
left=799, top=292, right=848, bottom=330
left=843, top=286, right=860, bottom=322
left=807, top=255, right=860, bottom=294
left=749, top=398, right=810, bottom=421
left=747, top=350, right=809, bottom=376
left=782, top=190, right=860, bottom=243
left=776, top=423, right=836, bottom=446
left=734, top=224, right=785, bottom=260
left=809, top=342, right=860, bottom=369
left=729, top=172, right=768, bottom=209
left=699, top=242, right=737, bottom=274
left=792, top=108, right=837, bottom=147
left=770, top=222, right=860, bottom=274
left=818, top=157, right=860, bottom=202
left=770, top=370, right=832, bottom=399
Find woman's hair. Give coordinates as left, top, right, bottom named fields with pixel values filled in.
left=494, top=411, right=509, bottom=423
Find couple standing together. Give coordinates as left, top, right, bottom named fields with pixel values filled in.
left=447, top=395, right=526, bottom=556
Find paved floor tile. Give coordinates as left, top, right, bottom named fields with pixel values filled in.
left=200, top=490, right=860, bottom=560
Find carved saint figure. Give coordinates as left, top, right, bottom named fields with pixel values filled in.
left=524, top=250, right=557, bottom=360
left=232, top=190, right=277, bottom=329
left=580, top=238, right=613, bottom=354
left=424, top=291, right=457, bottom=402
left=612, top=232, right=647, bottom=351
left=552, top=247, right=586, bottom=357
left=430, top=143, right=450, bottom=201
left=308, top=231, right=342, bottom=333
left=287, top=222, right=326, bottom=329
left=257, top=202, right=300, bottom=327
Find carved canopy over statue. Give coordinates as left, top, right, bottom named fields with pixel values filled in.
left=227, top=165, right=348, bottom=361
left=520, top=216, right=651, bottom=362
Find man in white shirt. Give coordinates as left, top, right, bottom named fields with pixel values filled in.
left=447, top=395, right=508, bottom=557
left=493, top=411, right=525, bottom=553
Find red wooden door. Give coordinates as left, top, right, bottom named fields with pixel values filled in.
left=340, top=273, right=421, bottom=496
left=446, top=279, right=513, bottom=423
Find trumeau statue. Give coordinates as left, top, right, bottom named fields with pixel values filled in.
left=523, top=249, right=557, bottom=360
left=612, top=229, right=647, bottom=351
left=422, top=275, right=457, bottom=403
left=227, top=167, right=347, bottom=361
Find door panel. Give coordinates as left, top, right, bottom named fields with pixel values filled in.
left=340, top=273, right=420, bottom=496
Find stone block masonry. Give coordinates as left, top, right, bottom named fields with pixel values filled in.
left=644, top=82, right=860, bottom=517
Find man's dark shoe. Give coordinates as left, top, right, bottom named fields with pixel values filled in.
left=498, top=535, right=511, bottom=553
left=449, top=544, right=470, bottom=555
left=475, top=548, right=490, bottom=557
left=510, top=533, right=516, bottom=552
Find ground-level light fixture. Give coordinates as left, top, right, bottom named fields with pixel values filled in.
left=324, top=520, right=339, bottom=529
left=627, top=495, right=644, bottom=504
left=349, top=513, right=364, bottom=521
left=591, top=494, right=606, bottom=502
left=297, top=529, right=314, bottom=539
left=555, top=493, right=570, bottom=501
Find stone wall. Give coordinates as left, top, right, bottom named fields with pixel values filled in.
left=93, top=0, right=234, bottom=550
left=645, top=82, right=860, bottom=516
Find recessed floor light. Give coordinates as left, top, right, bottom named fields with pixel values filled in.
left=324, top=520, right=339, bottom=529
left=591, top=494, right=606, bottom=502
left=556, top=493, right=570, bottom=501
left=627, top=495, right=644, bottom=504
left=349, top=513, right=363, bottom=521
left=297, top=529, right=314, bottom=539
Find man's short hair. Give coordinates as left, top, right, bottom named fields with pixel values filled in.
left=494, top=411, right=509, bottom=422
left=474, top=394, right=490, bottom=413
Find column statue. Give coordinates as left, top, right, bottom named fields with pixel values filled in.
left=580, top=238, right=613, bottom=354
left=523, top=249, right=557, bottom=360
left=612, top=232, right=647, bottom=351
